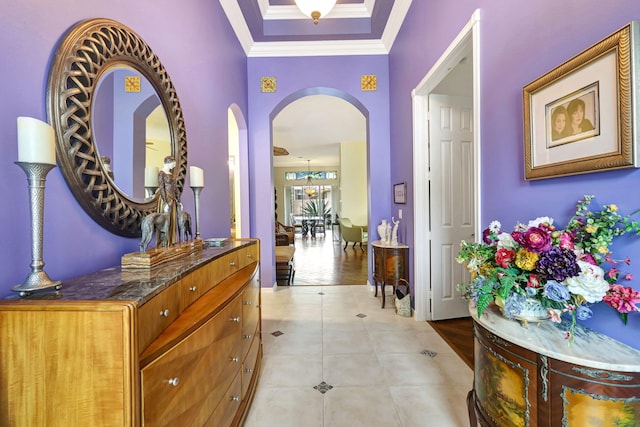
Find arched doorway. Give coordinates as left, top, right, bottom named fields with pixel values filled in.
left=228, top=104, right=249, bottom=238
left=271, top=90, right=368, bottom=285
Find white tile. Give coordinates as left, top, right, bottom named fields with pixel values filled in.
left=389, top=385, right=471, bottom=427
left=378, top=353, right=449, bottom=386
left=323, top=387, right=401, bottom=427
left=268, top=331, right=323, bottom=356
left=323, top=330, right=375, bottom=355
left=252, top=285, right=473, bottom=426
left=259, top=354, right=322, bottom=388
left=323, top=354, right=386, bottom=387
left=244, top=386, right=323, bottom=427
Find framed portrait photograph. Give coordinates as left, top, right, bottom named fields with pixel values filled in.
left=393, top=182, right=406, bottom=204
left=523, top=21, right=640, bottom=180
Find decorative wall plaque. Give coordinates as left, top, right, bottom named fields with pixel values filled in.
left=261, top=77, right=276, bottom=93
left=125, top=76, right=141, bottom=92
left=361, top=75, right=377, bottom=91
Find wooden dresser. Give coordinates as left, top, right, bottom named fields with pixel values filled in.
left=0, top=239, right=261, bottom=427
left=468, top=304, right=640, bottom=427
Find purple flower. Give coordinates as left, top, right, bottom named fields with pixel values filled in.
left=482, top=228, right=495, bottom=244
left=576, top=305, right=593, bottom=320
left=543, top=280, right=570, bottom=302
left=536, top=247, right=580, bottom=281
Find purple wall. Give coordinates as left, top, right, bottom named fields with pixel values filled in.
left=0, top=1, right=247, bottom=293
left=247, top=55, right=391, bottom=286
left=390, top=0, right=640, bottom=348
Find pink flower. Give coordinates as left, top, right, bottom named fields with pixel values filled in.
left=548, top=309, right=562, bottom=323
left=558, top=232, right=574, bottom=250
left=604, top=285, right=640, bottom=314
left=515, top=227, right=552, bottom=253
left=625, top=274, right=633, bottom=281
left=579, top=253, right=598, bottom=265
left=607, top=269, right=619, bottom=280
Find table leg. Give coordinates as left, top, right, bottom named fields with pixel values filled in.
left=381, top=282, right=386, bottom=308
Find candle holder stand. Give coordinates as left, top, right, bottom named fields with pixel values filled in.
left=13, top=162, right=62, bottom=296
left=191, top=186, right=203, bottom=239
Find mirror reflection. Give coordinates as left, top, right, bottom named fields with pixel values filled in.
left=93, top=67, right=171, bottom=202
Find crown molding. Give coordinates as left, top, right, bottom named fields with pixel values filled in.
left=220, top=0, right=412, bottom=57
left=247, top=39, right=388, bottom=57
left=263, top=4, right=372, bottom=21
left=381, top=0, right=412, bottom=52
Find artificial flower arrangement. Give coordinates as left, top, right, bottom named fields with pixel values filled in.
left=456, top=195, right=640, bottom=341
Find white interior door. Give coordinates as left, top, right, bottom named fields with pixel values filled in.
left=429, top=94, right=475, bottom=320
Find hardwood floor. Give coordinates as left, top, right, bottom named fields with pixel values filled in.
left=285, top=230, right=368, bottom=286
left=279, top=231, right=474, bottom=370
left=428, top=317, right=474, bottom=370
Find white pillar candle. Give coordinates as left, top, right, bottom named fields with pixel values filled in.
left=17, top=117, right=56, bottom=165
left=144, top=166, right=159, bottom=187
left=190, top=166, right=204, bottom=187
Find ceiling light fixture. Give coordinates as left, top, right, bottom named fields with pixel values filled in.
left=304, top=160, right=316, bottom=196
left=294, top=0, right=337, bottom=25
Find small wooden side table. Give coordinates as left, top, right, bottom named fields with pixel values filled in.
left=371, top=240, right=409, bottom=308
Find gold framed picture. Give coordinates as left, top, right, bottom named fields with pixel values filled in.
left=523, top=22, right=640, bottom=180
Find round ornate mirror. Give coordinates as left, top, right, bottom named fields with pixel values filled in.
left=47, top=18, right=187, bottom=237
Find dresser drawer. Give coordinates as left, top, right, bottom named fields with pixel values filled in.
left=242, top=276, right=260, bottom=357
left=179, top=267, right=209, bottom=311
left=242, top=333, right=261, bottom=400
left=206, top=372, right=242, bottom=427
left=141, top=295, right=242, bottom=427
left=237, top=244, right=258, bottom=269
left=138, top=282, right=182, bottom=354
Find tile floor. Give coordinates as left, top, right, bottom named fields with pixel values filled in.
left=244, top=285, right=473, bottom=427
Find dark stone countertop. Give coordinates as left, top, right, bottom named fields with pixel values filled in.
left=4, top=239, right=257, bottom=306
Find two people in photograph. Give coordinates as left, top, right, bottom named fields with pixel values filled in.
left=551, top=98, right=595, bottom=141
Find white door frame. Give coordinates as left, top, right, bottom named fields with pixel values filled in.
left=411, top=10, right=482, bottom=321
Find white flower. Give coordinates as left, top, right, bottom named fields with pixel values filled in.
left=465, top=257, right=482, bottom=272
left=489, top=220, right=501, bottom=233
left=496, top=232, right=517, bottom=250
left=564, top=260, right=609, bottom=303
left=528, top=216, right=554, bottom=228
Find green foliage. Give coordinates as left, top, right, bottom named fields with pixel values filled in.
left=303, top=198, right=330, bottom=217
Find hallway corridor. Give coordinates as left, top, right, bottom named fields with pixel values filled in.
left=244, top=285, right=473, bottom=427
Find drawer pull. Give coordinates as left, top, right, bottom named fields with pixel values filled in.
left=230, top=316, right=241, bottom=323
left=167, top=377, right=179, bottom=387
left=229, top=357, right=240, bottom=363
left=229, top=261, right=236, bottom=266
left=244, top=368, right=253, bottom=374
left=247, top=253, right=253, bottom=258
left=189, top=286, right=197, bottom=292
left=230, top=396, right=240, bottom=401
left=160, top=309, right=170, bottom=317
left=243, top=334, right=252, bottom=340
left=243, top=301, right=252, bottom=305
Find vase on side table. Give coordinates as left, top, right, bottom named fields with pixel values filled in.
left=500, top=296, right=550, bottom=327
left=377, top=219, right=388, bottom=243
